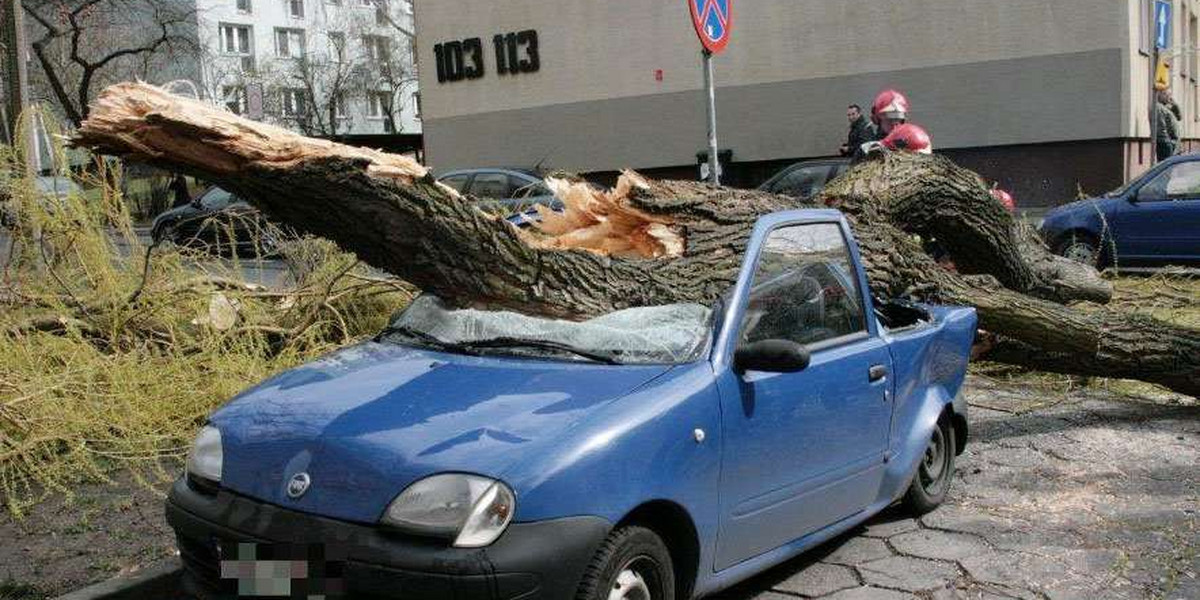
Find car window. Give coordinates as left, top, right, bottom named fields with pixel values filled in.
left=1165, top=162, right=1200, bottom=197
left=198, top=188, right=234, bottom=209
left=768, top=165, right=831, bottom=199
left=738, top=222, right=867, bottom=348
left=439, top=174, right=470, bottom=192
left=513, top=180, right=552, bottom=199
left=469, top=172, right=516, bottom=198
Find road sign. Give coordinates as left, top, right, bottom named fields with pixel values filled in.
left=689, top=0, right=732, bottom=54
left=1155, top=0, right=1172, bottom=50
left=1156, top=58, right=1171, bottom=90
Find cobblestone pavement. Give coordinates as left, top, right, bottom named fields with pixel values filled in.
left=711, top=377, right=1200, bottom=600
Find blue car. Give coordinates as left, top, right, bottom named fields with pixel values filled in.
left=1040, top=154, right=1200, bottom=268
left=170, top=210, right=977, bottom=600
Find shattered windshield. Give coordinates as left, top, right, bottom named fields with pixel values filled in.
left=380, top=295, right=713, bottom=364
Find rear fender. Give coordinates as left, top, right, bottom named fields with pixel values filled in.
left=878, top=305, right=976, bottom=502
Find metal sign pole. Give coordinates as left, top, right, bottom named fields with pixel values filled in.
left=702, top=49, right=720, bottom=185
left=1151, top=46, right=1159, bottom=164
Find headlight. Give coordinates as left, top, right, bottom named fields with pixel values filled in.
left=380, top=474, right=515, bottom=548
left=185, top=425, right=222, bottom=483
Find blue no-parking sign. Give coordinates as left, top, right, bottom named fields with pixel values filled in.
left=1155, top=0, right=1172, bottom=50
left=689, top=0, right=733, bottom=54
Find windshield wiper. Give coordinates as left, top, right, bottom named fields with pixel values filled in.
left=461, top=337, right=621, bottom=364
left=377, top=325, right=478, bottom=354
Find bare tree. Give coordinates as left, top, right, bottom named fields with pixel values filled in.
left=22, top=0, right=199, bottom=127
left=368, top=0, right=413, bottom=41
left=254, top=0, right=417, bottom=136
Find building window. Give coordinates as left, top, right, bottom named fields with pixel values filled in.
left=280, top=88, right=307, bottom=117
left=374, top=0, right=388, bottom=25
left=236, top=0, right=252, bottom=13
left=412, top=91, right=420, bottom=119
left=325, top=0, right=341, bottom=5
left=222, top=86, right=247, bottom=115
left=366, top=91, right=391, bottom=118
left=275, top=28, right=306, bottom=58
left=220, top=24, right=253, bottom=56
left=287, top=0, right=304, bottom=18
left=363, top=35, right=389, bottom=64
left=333, top=92, right=349, bottom=119
left=328, top=31, right=345, bottom=60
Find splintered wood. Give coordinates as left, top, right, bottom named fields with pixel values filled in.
left=529, top=172, right=684, bottom=259
left=77, top=81, right=438, bottom=188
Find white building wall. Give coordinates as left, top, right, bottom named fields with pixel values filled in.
left=195, top=0, right=420, bottom=135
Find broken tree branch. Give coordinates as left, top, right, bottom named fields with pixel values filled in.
left=72, top=83, right=1200, bottom=397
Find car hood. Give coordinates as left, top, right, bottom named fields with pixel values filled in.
left=210, top=341, right=672, bottom=524
left=1043, top=196, right=1120, bottom=220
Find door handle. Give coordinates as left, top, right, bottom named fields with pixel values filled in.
left=868, top=364, right=888, bottom=382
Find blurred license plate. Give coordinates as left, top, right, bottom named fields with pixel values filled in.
left=216, top=541, right=346, bottom=598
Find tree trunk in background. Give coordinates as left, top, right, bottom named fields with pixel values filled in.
left=74, top=82, right=1200, bottom=397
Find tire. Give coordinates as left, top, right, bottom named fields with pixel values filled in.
left=575, top=526, right=675, bottom=600
left=901, top=415, right=957, bottom=515
left=1055, top=233, right=1101, bottom=268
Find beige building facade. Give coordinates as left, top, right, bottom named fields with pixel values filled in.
left=415, top=0, right=1200, bottom=207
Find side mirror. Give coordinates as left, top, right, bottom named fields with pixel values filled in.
left=734, top=339, right=811, bottom=374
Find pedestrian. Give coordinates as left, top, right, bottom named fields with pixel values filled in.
left=839, top=104, right=876, bottom=156
left=1156, top=89, right=1181, bottom=161
left=169, top=172, right=191, bottom=208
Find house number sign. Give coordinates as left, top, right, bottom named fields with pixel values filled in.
left=433, top=30, right=540, bottom=83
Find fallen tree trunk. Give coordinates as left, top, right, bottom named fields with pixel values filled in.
left=74, top=83, right=1200, bottom=397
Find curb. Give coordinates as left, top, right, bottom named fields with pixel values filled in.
left=54, top=560, right=182, bottom=600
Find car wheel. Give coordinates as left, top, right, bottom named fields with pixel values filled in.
left=575, top=526, right=674, bottom=600
left=901, top=415, right=956, bottom=515
left=1056, top=234, right=1100, bottom=267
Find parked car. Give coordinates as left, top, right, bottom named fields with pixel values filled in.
left=758, top=158, right=851, bottom=200
left=437, top=167, right=560, bottom=210
left=169, top=209, right=976, bottom=600
left=151, top=186, right=283, bottom=255
left=1040, top=154, right=1200, bottom=268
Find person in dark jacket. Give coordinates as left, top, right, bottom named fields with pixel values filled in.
left=169, top=173, right=192, bottom=208
left=839, top=104, right=876, bottom=156
left=1156, top=89, right=1182, bottom=161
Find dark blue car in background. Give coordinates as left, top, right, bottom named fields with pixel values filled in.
left=1040, top=154, right=1200, bottom=268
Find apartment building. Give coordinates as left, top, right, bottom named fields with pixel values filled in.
left=415, top=0, right=1200, bottom=207
left=196, top=0, right=420, bottom=136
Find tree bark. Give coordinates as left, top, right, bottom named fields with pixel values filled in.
left=73, top=82, right=1200, bottom=397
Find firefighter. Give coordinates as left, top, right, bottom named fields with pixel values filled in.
left=880, top=123, right=933, bottom=154
left=871, top=89, right=910, bottom=137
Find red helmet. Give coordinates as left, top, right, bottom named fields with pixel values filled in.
left=871, top=89, right=910, bottom=125
left=990, top=187, right=1016, bottom=214
left=881, top=123, right=932, bottom=154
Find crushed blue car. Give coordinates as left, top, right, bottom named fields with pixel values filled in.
left=170, top=209, right=977, bottom=600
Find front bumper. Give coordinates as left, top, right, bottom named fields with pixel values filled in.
left=166, top=478, right=610, bottom=600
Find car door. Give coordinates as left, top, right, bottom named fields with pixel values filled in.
left=438, top=172, right=472, bottom=194
left=714, top=221, right=893, bottom=570
left=1113, top=161, right=1200, bottom=265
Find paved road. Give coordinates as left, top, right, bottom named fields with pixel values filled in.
left=709, top=378, right=1199, bottom=600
